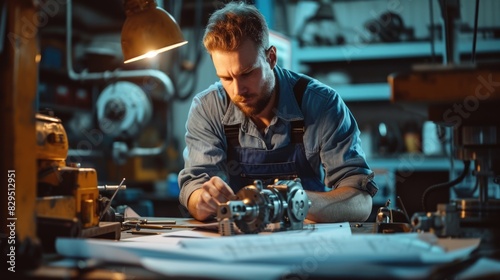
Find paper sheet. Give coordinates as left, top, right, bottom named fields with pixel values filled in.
left=55, top=222, right=480, bottom=280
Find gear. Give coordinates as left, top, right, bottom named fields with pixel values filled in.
left=234, top=186, right=270, bottom=234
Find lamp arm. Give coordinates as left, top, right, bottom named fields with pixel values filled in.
left=65, top=0, right=174, bottom=102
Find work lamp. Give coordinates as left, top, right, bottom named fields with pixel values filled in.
left=121, top=0, right=187, bottom=63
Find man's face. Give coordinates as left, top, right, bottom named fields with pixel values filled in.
left=211, top=39, right=276, bottom=117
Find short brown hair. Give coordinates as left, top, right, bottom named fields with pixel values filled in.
left=203, top=2, right=269, bottom=54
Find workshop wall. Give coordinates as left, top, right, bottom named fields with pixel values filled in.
left=171, top=0, right=500, bottom=214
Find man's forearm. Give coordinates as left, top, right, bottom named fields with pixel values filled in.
left=305, top=187, right=372, bottom=223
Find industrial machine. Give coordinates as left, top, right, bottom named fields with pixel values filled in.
left=1, top=0, right=186, bottom=270
left=35, top=113, right=122, bottom=250
left=389, top=0, right=500, bottom=248
left=217, top=179, right=311, bottom=236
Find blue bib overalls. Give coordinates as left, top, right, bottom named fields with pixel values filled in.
left=224, top=76, right=325, bottom=193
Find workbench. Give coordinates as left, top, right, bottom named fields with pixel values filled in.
left=19, top=219, right=499, bottom=280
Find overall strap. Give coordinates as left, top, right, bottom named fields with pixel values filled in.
left=224, top=124, right=240, bottom=147
left=224, top=75, right=312, bottom=146
left=290, top=75, right=312, bottom=144
left=293, top=75, right=312, bottom=109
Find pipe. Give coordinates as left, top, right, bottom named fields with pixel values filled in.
left=65, top=0, right=174, bottom=102
left=65, top=0, right=174, bottom=159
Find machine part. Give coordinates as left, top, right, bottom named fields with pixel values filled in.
left=100, top=178, right=126, bottom=221
left=364, top=12, right=407, bottom=43
left=97, top=196, right=116, bottom=222
left=98, top=184, right=128, bottom=192
left=36, top=165, right=101, bottom=228
left=35, top=113, right=121, bottom=252
left=412, top=200, right=495, bottom=237
left=35, top=114, right=69, bottom=161
left=406, top=115, right=500, bottom=246
left=374, top=198, right=412, bottom=233
left=217, top=179, right=311, bottom=236
left=233, top=185, right=270, bottom=233
left=388, top=0, right=500, bottom=251
left=422, top=160, right=471, bottom=212
left=376, top=199, right=392, bottom=224
left=96, top=81, right=152, bottom=138
left=112, top=141, right=129, bottom=165
left=65, top=0, right=175, bottom=102
left=37, top=217, right=82, bottom=251
left=218, top=218, right=236, bottom=236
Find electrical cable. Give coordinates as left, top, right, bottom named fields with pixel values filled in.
left=168, top=0, right=205, bottom=102
left=422, top=160, right=471, bottom=212
left=0, top=0, right=6, bottom=55
left=428, top=0, right=436, bottom=62
left=453, top=174, right=479, bottom=198
left=175, top=0, right=204, bottom=101
left=442, top=0, right=450, bottom=64
left=471, top=0, right=480, bottom=64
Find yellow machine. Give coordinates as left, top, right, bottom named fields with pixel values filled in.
left=0, top=0, right=178, bottom=270
left=35, top=113, right=121, bottom=249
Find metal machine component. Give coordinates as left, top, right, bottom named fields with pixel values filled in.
left=217, top=179, right=311, bottom=236
left=389, top=0, right=500, bottom=248
left=96, top=81, right=152, bottom=138
left=412, top=203, right=459, bottom=237
left=407, top=115, right=500, bottom=243
left=376, top=199, right=392, bottom=224
left=374, top=198, right=412, bottom=233
left=35, top=113, right=122, bottom=250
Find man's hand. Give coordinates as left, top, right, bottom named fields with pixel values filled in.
left=187, top=176, right=237, bottom=221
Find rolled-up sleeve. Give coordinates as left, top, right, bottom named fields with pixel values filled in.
left=178, top=89, right=229, bottom=208
left=304, top=83, right=378, bottom=197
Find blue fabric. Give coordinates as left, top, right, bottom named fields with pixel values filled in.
left=178, top=66, right=378, bottom=208
left=227, top=135, right=326, bottom=192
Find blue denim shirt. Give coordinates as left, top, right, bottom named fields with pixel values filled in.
left=178, top=66, right=378, bottom=208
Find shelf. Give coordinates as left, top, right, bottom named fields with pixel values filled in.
left=293, top=41, right=433, bottom=63
left=332, top=83, right=390, bottom=102
left=292, top=38, right=500, bottom=64
left=292, top=38, right=500, bottom=102
left=368, top=154, right=459, bottom=172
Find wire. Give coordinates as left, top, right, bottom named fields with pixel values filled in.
left=397, top=196, right=410, bottom=223
left=453, top=174, right=479, bottom=198
left=422, top=160, right=471, bottom=212
left=0, top=0, right=6, bottom=55
left=429, top=0, right=436, bottom=63
left=471, top=0, right=480, bottom=64
left=442, top=0, right=451, bottom=64
left=168, top=0, right=205, bottom=102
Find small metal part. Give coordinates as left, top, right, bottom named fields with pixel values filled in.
left=376, top=206, right=391, bottom=224
left=99, top=178, right=126, bottom=221
left=98, top=184, right=127, bottom=192
left=397, top=196, right=410, bottom=223
left=216, top=178, right=310, bottom=236
left=218, top=218, right=235, bottom=236
left=127, top=230, right=161, bottom=235
left=124, top=218, right=176, bottom=225
left=127, top=223, right=171, bottom=230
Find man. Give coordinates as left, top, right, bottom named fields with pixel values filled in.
left=178, top=2, right=378, bottom=223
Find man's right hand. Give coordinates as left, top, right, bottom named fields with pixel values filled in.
left=187, top=176, right=237, bottom=221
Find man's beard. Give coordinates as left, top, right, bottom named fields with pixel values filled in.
left=236, top=79, right=275, bottom=117
left=235, top=91, right=273, bottom=117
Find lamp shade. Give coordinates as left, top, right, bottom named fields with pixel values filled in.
left=121, top=1, right=187, bottom=64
